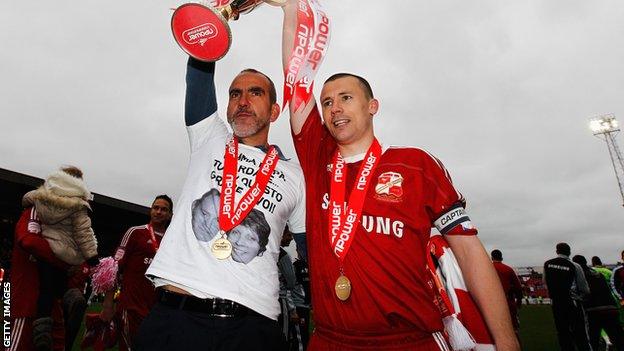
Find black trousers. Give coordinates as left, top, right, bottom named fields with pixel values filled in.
left=551, top=300, right=592, bottom=351
left=587, top=309, right=624, bottom=351
left=135, top=302, right=283, bottom=351
left=296, top=306, right=310, bottom=351
left=36, top=261, right=67, bottom=318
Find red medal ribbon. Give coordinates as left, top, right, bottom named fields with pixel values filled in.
left=218, top=137, right=279, bottom=232
left=328, top=139, right=382, bottom=262
left=146, top=224, right=160, bottom=252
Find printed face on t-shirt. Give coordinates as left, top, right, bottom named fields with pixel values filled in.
left=191, top=188, right=271, bottom=264
left=191, top=189, right=221, bottom=242
left=229, top=224, right=262, bottom=264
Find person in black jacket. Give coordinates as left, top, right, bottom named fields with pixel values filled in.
left=544, top=243, right=591, bottom=351
left=573, top=255, right=624, bottom=351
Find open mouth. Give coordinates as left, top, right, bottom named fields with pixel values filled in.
left=332, top=119, right=349, bottom=127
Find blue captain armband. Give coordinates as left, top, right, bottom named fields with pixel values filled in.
left=434, top=203, right=474, bottom=235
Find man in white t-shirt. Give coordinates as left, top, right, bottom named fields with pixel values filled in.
left=135, top=54, right=306, bottom=351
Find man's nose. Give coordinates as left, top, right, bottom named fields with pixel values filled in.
left=330, top=101, right=342, bottom=115
left=238, top=93, right=249, bottom=107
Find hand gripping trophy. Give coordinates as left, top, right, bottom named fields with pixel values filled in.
left=171, top=0, right=286, bottom=61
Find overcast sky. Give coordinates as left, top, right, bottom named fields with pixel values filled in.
left=2, top=1, right=624, bottom=267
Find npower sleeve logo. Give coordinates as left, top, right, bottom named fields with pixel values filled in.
left=182, top=23, right=218, bottom=46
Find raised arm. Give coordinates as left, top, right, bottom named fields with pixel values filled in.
left=185, top=58, right=217, bottom=126
left=281, top=0, right=318, bottom=134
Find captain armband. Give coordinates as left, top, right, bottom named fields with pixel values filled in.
left=433, top=204, right=477, bottom=235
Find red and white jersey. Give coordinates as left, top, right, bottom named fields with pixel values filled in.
left=292, top=107, right=477, bottom=336
left=114, top=225, right=163, bottom=317
left=10, top=207, right=68, bottom=318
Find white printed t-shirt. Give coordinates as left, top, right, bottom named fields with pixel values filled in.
left=146, top=114, right=306, bottom=320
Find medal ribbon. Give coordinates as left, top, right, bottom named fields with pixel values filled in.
left=146, top=224, right=160, bottom=251
left=328, top=139, right=382, bottom=262
left=282, top=0, right=330, bottom=111
left=218, top=137, right=279, bottom=232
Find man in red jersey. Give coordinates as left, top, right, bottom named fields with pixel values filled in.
left=7, top=207, right=68, bottom=351
left=491, top=249, right=523, bottom=340
left=280, top=2, right=519, bottom=349
left=100, top=195, right=173, bottom=351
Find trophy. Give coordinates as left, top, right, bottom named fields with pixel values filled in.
left=171, top=0, right=286, bottom=62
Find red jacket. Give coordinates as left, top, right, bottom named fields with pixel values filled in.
left=10, top=207, right=69, bottom=317
left=493, top=261, right=523, bottom=318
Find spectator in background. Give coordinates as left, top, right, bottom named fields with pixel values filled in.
left=612, top=250, right=624, bottom=302
left=100, top=195, right=173, bottom=351
left=22, top=166, right=99, bottom=350
left=293, top=247, right=311, bottom=350
left=278, top=226, right=304, bottom=351
left=9, top=207, right=70, bottom=351
left=544, top=243, right=591, bottom=351
left=592, top=256, right=613, bottom=282
left=491, top=249, right=523, bottom=341
left=573, top=255, right=624, bottom=351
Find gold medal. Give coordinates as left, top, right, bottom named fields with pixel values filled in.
left=335, top=274, right=351, bottom=301
left=211, top=232, right=232, bottom=260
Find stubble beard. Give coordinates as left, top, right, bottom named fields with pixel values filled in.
left=230, top=117, right=269, bottom=139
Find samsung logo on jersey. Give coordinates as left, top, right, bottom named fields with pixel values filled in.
left=547, top=264, right=570, bottom=271
left=321, top=194, right=404, bottom=238
left=361, top=215, right=404, bottom=238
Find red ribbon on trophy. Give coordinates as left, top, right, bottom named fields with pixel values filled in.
left=282, top=0, right=330, bottom=111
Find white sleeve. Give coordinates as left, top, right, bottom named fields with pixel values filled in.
left=186, top=112, right=229, bottom=153
left=287, top=173, right=306, bottom=234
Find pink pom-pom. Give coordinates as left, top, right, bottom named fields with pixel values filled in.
left=91, top=257, right=118, bottom=295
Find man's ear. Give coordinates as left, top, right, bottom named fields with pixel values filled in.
left=369, top=98, right=379, bottom=116
left=270, top=103, right=281, bottom=122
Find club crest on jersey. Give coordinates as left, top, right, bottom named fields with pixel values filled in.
left=374, top=172, right=404, bottom=202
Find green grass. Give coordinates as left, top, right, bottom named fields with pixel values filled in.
left=518, top=304, right=558, bottom=351
left=72, top=303, right=560, bottom=351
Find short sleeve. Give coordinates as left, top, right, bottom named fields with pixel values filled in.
left=187, top=112, right=229, bottom=153
left=423, top=153, right=477, bottom=236
left=287, top=175, right=306, bottom=234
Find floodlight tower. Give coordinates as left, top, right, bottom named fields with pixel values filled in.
left=590, top=114, right=624, bottom=207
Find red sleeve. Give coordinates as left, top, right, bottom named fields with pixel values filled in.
left=16, top=207, right=70, bottom=270
left=422, top=154, right=477, bottom=236
left=292, top=105, right=335, bottom=174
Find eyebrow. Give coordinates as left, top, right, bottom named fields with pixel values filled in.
left=249, top=86, right=265, bottom=95
left=321, top=91, right=352, bottom=104
left=229, top=86, right=266, bottom=96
